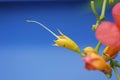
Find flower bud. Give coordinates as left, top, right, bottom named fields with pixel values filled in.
left=54, top=35, right=80, bottom=53
left=102, top=46, right=120, bottom=61
left=83, top=52, right=112, bottom=75
left=84, top=47, right=98, bottom=55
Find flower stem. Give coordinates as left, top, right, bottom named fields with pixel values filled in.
left=95, top=42, right=102, bottom=52
left=77, top=52, right=85, bottom=57
left=100, top=0, right=107, bottom=21
left=91, top=0, right=107, bottom=31
left=113, top=68, right=120, bottom=80
left=91, top=1, right=100, bottom=31
left=116, top=64, right=120, bottom=67
left=91, top=1, right=99, bottom=20
left=111, top=60, right=120, bottom=80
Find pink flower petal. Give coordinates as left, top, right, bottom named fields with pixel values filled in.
left=96, top=21, right=120, bottom=47
left=112, top=2, right=120, bottom=29
left=83, top=53, right=97, bottom=70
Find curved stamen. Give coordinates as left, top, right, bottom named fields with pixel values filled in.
left=57, top=29, right=64, bottom=35
left=26, top=20, right=59, bottom=38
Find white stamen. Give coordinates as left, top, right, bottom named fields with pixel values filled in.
left=57, top=29, right=64, bottom=35
left=26, top=20, right=59, bottom=38
left=52, top=44, right=57, bottom=46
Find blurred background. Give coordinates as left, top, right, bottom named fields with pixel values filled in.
left=0, top=0, right=119, bottom=80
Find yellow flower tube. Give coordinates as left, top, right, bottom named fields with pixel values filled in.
left=84, top=47, right=98, bottom=55
left=102, top=46, right=120, bottom=61
left=54, top=33, right=80, bottom=53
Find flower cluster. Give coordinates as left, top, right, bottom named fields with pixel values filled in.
left=27, top=1, right=120, bottom=80
left=83, top=47, right=112, bottom=75
left=83, top=2, right=120, bottom=77
left=96, top=2, right=120, bottom=60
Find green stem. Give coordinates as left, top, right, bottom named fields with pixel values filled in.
left=91, top=0, right=107, bottom=31
left=111, top=60, right=120, bottom=80
left=100, top=0, right=107, bottom=21
left=113, top=67, right=120, bottom=80
left=114, top=61, right=120, bottom=67
left=92, top=20, right=100, bottom=31
left=116, top=64, right=120, bottom=67
left=95, top=42, right=102, bottom=52
left=91, top=1, right=99, bottom=20
left=91, top=1, right=100, bottom=31
left=77, top=52, right=85, bottom=57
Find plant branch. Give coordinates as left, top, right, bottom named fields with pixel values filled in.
left=91, top=0, right=107, bottom=31
left=95, top=42, right=102, bottom=52
left=91, top=1, right=99, bottom=20
left=77, top=52, right=85, bottom=57
left=100, top=0, right=107, bottom=21
left=111, top=59, right=120, bottom=80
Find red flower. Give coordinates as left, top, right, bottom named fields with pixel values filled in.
left=83, top=52, right=112, bottom=75
left=96, top=2, right=120, bottom=48
left=112, top=2, right=120, bottom=29
left=96, top=21, right=120, bottom=47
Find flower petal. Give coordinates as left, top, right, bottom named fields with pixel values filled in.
left=84, top=47, right=98, bottom=55
left=112, top=2, right=120, bottom=29
left=55, top=35, right=80, bottom=53
left=83, top=52, right=112, bottom=74
left=102, top=46, right=120, bottom=61
left=96, top=21, right=120, bottom=47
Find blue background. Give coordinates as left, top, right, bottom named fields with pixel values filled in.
left=0, top=0, right=119, bottom=80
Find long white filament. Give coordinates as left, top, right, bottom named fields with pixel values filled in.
left=26, top=20, right=59, bottom=38
left=57, top=29, right=64, bottom=35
